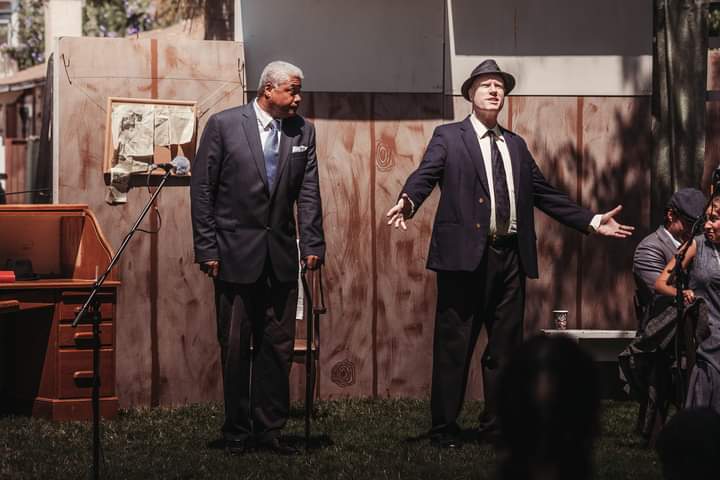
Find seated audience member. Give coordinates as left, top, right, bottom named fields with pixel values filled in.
left=620, top=188, right=706, bottom=443
left=655, top=407, right=720, bottom=480
left=496, top=334, right=600, bottom=480
left=633, top=188, right=706, bottom=324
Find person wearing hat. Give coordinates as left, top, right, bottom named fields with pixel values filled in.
left=386, top=59, right=633, bottom=448
left=624, top=188, right=706, bottom=442
left=633, top=188, right=707, bottom=310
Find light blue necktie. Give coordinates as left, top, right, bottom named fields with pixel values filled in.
left=263, top=120, right=280, bottom=191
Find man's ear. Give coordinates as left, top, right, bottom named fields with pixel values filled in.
left=665, top=209, right=674, bottom=225
left=263, top=83, right=273, bottom=98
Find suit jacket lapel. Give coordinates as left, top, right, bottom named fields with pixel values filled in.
left=240, top=104, right=270, bottom=192
left=504, top=131, right=521, bottom=203
left=460, top=117, right=490, bottom=196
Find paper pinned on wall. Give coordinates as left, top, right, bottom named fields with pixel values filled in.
left=105, top=158, right=152, bottom=204
left=155, top=105, right=195, bottom=146
left=111, top=104, right=196, bottom=158
left=112, top=104, right=155, bottom=157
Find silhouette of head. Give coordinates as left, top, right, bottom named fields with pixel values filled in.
left=656, top=407, right=720, bottom=480
left=497, top=334, right=601, bottom=480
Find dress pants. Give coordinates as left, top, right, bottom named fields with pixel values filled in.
left=430, top=243, right=526, bottom=434
left=213, top=261, right=298, bottom=443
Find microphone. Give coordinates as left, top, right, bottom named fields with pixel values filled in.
left=713, top=167, right=720, bottom=196
left=150, top=156, right=190, bottom=175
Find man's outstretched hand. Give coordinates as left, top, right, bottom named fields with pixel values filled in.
left=596, top=205, right=634, bottom=238
left=386, top=193, right=412, bottom=231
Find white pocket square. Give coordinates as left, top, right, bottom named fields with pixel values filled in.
left=292, top=145, right=308, bottom=153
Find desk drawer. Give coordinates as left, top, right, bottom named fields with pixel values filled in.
left=58, top=302, right=113, bottom=323
left=58, top=323, right=113, bottom=348
left=58, top=349, right=115, bottom=399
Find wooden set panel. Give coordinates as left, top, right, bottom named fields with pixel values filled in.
left=57, top=38, right=154, bottom=407
left=705, top=100, right=720, bottom=190
left=303, top=93, right=375, bottom=399
left=373, top=93, right=444, bottom=398
left=152, top=38, right=243, bottom=405
left=511, top=97, right=582, bottom=333
left=56, top=37, right=244, bottom=407
left=580, top=97, right=651, bottom=330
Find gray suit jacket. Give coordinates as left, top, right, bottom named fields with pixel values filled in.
left=632, top=226, right=678, bottom=294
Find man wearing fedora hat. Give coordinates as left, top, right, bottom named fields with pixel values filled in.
left=386, top=59, right=633, bottom=448
left=633, top=188, right=707, bottom=300
left=626, top=188, right=706, bottom=440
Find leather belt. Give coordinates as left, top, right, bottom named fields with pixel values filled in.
left=488, top=233, right=518, bottom=248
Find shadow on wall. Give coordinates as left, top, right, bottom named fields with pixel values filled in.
left=527, top=98, right=651, bottom=331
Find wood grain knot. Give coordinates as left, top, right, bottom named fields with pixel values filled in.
left=375, top=141, right=394, bottom=172
left=330, top=359, right=356, bottom=388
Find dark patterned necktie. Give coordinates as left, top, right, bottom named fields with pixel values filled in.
left=263, top=120, right=280, bottom=191
left=487, top=130, right=510, bottom=234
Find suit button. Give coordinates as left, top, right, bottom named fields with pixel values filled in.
left=265, top=225, right=271, bottom=231
left=478, top=197, right=485, bottom=204
left=475, top=223, right=481, bottom=229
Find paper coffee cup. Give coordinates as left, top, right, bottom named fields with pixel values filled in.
left=552, top=309, right=569, bottom=330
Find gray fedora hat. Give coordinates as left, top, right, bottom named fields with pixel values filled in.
left=461, top=59, right=516, bottom=101
left=666, top=188, right=707, bottom=222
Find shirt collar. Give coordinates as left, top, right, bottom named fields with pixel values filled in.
left=660, top=226, right=682, bottom=248
left=469, top=113, right=503, bottom=141
left=253, top=99, right=279, bottom=129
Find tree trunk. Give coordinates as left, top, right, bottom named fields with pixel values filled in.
left=651, top=0, right=709, bottom=226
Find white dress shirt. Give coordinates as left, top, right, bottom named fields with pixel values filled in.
left=661, top=226, right=681, bottom=249
left=469, top=114, right=517, bottom=235
left=469, top=113, right=601, bottom=234
left=253, top=99, right=281, bottom=145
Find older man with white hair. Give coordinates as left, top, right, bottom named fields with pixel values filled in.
left=191, top=60, right=325, bottom=455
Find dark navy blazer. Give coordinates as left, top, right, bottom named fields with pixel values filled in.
left=190, top=103, right=325, bottom=284
left=402, top=116, right=593, bottom=279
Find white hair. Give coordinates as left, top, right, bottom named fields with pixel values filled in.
left=257, top=61, right=304, bottom=94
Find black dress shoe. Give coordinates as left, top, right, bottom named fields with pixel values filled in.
left=259, top=438, right=300, bottom=455
left=430, top=434, right=462, bottom=449
left=225, top=439, right=247, bottom=455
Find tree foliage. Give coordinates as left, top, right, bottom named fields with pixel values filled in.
left=710, top=4, right=720, bottom=36
left=2, top=0, right=44, bottom=70
left=83, top=0, right=159, bottom=38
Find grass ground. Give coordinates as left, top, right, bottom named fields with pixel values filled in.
left=0, top=399, right=661, bottom=479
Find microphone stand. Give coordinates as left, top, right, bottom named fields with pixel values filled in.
left=672, top=231, right=696, bottom=404
left=72, top=167, right=175, bottom=480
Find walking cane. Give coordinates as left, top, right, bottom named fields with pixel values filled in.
left=301, top=265, right=326, bottom=451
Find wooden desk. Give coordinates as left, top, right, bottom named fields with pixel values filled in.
left=0, top=205, right=120, bottom=421
left=0, top=299, right=55, bottom=315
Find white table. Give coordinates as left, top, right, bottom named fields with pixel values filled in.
left=541, top=329, right=637, bottom=362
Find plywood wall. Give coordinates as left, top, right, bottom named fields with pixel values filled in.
left=55, top=37, right=656, bottom=406
left=295, top=93, right=651, bottom=401
left=55, top=37, right=245, bottom=407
